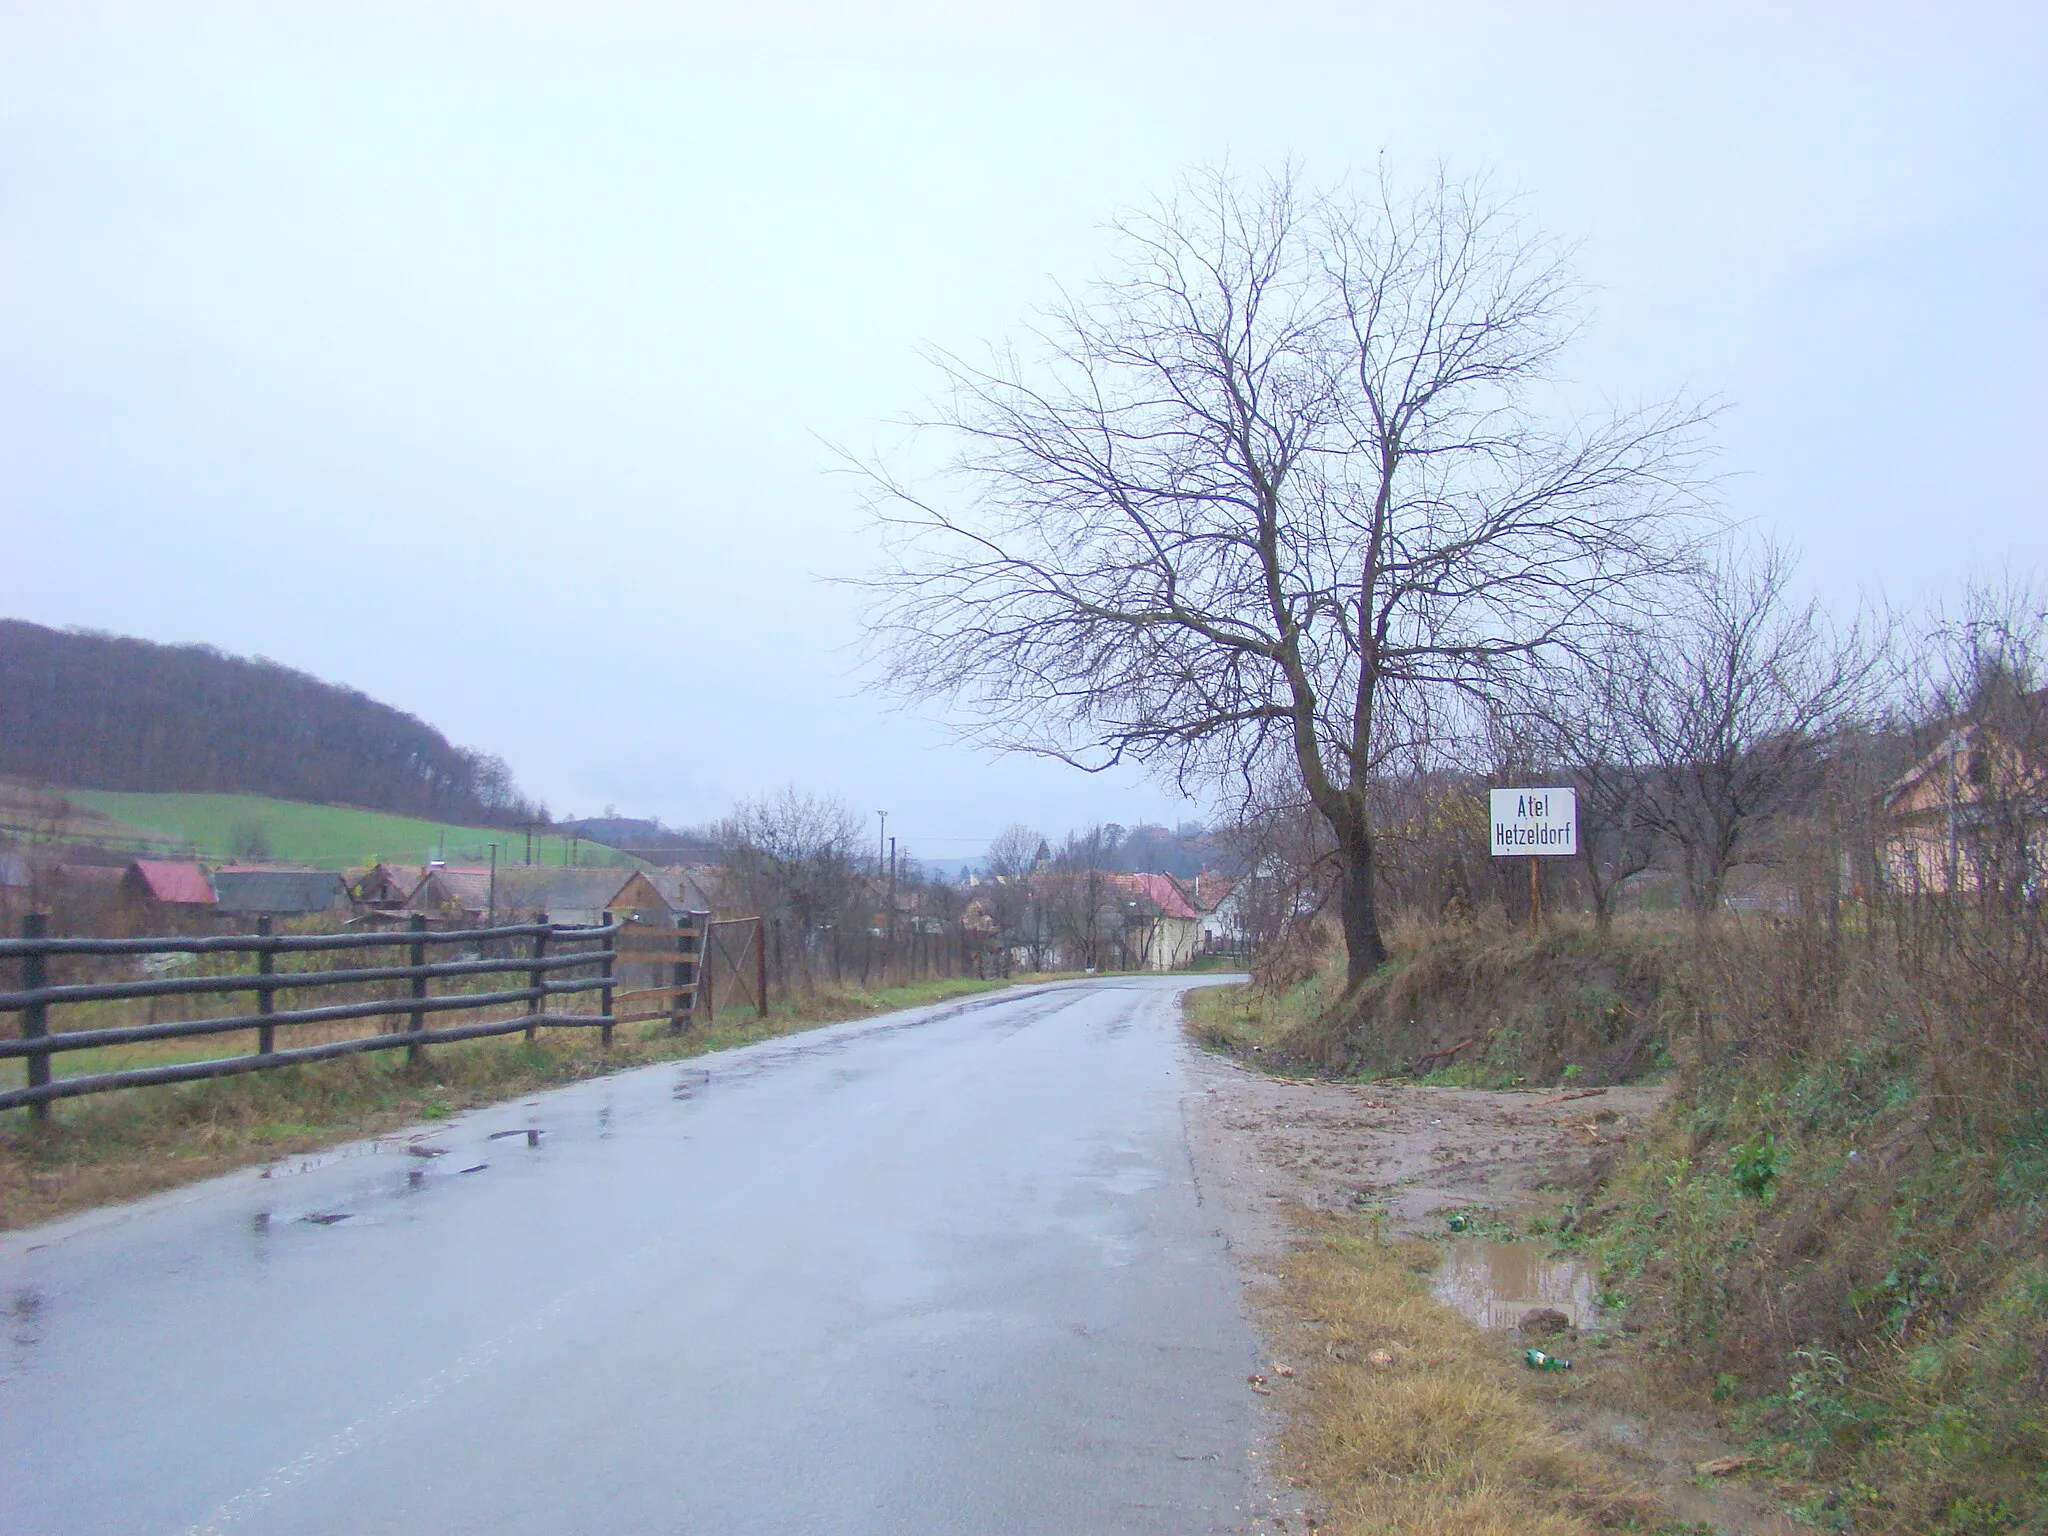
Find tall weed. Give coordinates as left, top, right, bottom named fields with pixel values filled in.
left=1579, top=892, right=2048, bottom=1532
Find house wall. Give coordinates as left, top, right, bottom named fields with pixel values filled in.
left=608, top=872, right=674, bottom=926
left=1884, top=729, right=2048, bottom=896
left=1137, top=916, right=1202, bottom=970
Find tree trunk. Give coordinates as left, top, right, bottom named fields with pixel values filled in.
left=1580, top=845, right=1614, bottom=931
left=1685, top=851, right=1723, bottom=923
left=1336, top=820, right=1389, bottom=988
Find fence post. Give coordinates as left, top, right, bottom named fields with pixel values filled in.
left=526, top=911, right=548, bottom=1044
left=755, top=917, right=768, bottom=1019
left=256, top=916, right=276, bottom=1055
left=599, top=920, right=615, bottom=1049
left=703, top=927, right=716, bottom=1024
left=20, top=913, right=49, bottom=1126
left=669, top=921, right=689, bottom=1037
left=407, top=914, right=428, bottom=1067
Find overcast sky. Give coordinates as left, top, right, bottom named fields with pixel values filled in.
left=3, top=1, right=2043, bottom=862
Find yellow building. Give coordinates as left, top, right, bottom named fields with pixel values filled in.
left=1883, top=721, right=2048, bottom=896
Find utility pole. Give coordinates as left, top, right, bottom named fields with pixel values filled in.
left=876, top=811, right=888, bottom=876
left=888, top=835, right=898, bottom=976
left=1946, top=730, right=1961, bottom=895
left=488, top=843, right=498, bottom=925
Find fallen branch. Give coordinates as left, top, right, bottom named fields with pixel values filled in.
left=1536, top=1087, right=1610, bottom=1106
left=1409, top=1037, right=1475, bottom=1075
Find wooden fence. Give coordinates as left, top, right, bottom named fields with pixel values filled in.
left=1, top=905, right=777, bottom=1122
left=0, top=913, right=630, bottom=1120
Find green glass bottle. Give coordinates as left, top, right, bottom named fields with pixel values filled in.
left=1524, top=1348, right=1573, bottom=1371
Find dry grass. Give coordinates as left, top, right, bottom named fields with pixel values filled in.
left=1267, top=1218, right=1656, bottom=1536
left=1, top=973, right=1007, bottom=1230
left=1214, top=893, right=2048, bottom=1531
left=1190, top=915, right=1683, bottom=1089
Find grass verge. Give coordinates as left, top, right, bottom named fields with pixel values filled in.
left=1266, top=1216, right=1655, bottom=1536
left=1183, top=971, right=1329, bottom=1069
left=1185, top=917, right=1681, bottom=1089
left=1, top=973, right=1007, bottom=1230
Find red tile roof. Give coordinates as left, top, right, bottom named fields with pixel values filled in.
left=1111, top=872, right=1202, bottom=921
left=130, top=860, right=217, bottom=905
left=1176, top=873, right=1237, bottom=912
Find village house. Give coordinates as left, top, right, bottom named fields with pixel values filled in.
left=406, top=864, right=679, bottom=928
left=1884, top=710, right=2048, bottom=896
left=644, top=866, right=717, bottom=922
left=494, top=866, right=673, bottom=927
left=211, top=866, right=352, bottom=919
left=348, top=862, right=431, bottom=911
left=1176, top=872, right=1243, bottom=955
left=1109, top=873, right=1205, bottom=971
left=119, top=859, right=218, bottom=928
left=400, top=864, right=498, bottom=922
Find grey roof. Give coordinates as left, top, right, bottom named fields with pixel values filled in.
left=355, top=863, right=432, bottom=903
left=643, top=867, right=713, bottom=914
left=212, top=868, right=351, bottom=915
left=477, top=867, right=637, bottom=919
left=404, top=866, right=495, bottom=914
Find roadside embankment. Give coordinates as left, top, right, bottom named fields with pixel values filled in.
left=1189, top=910, right=2048, bottom=1534
left=1572, top=949, right=2048, bottom=1532
left=0, top=974, right=1007, bottom=1230
left=1186, top=917, right=1686, bottom=1088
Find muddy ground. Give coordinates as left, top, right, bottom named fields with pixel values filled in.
left=1183, top=1045, right=1796, bottom=1536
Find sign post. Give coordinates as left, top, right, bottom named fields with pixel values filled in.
left=1490, top=788, right=1578, bottom=930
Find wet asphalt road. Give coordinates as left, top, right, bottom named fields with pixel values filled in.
left=0, top=976, right=1271, bottom=1535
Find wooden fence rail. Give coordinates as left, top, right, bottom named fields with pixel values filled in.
left=1, top=913, right=623, bottom=1119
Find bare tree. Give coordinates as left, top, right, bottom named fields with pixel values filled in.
left=1042, top=828, right=1119, bottom=970
left=714, top=789, right=866, bottom=984
left=979, top=823, right=1046, bottom=964
left=1619, top=542, right=1889, bottom=918
left=1521, top=652, right=1664, bottom=928
left=984, top=824, right=1046, bottom=880
left=854, top=165, right=1711, bottom=985
left=1216, top=774, right=1339, bottom=977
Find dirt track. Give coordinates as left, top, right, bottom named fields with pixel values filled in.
left=1182, top=1049, right=1667, bottom=1253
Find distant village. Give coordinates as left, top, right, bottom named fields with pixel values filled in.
left=0, top=846, right=1248, bottom=978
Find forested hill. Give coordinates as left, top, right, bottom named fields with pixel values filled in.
left=0, top=619, right=543, bottom=825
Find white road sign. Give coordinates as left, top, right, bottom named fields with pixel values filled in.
left=1490, top=787, right=1577, bottom=857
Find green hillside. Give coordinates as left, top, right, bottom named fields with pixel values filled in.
left=66, top=789, right=641, bottom=871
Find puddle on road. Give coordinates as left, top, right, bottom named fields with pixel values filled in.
left=1432, top=1239, right=1601, bottom=1332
